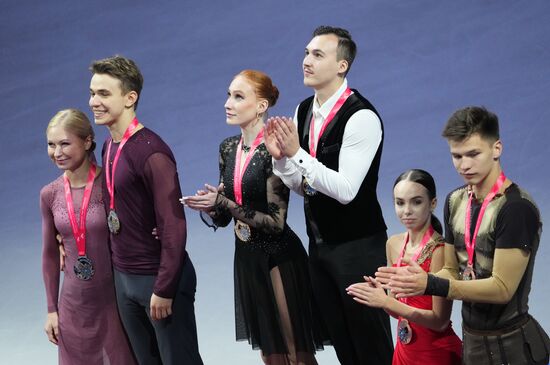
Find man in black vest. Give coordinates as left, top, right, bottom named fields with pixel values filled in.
left=265, top=26, right=393, bottom=365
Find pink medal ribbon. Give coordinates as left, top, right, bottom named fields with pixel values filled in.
left=105, top=117, right=139, bottom=210
left=395, top=225, right=434, bottom=344
left=105, top=118, right=139, bottom=234
left=396, top=225, right=435, bottom=267
left=463, top=171, right=506, bottom=280
left=308, top=87, right=352, bottom=158
left=63, top=163, right=97, bottom=280
left=233, top=129, right=264, bottom=205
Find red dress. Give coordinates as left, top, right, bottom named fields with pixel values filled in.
left=392, top=236, right=462, bottom=365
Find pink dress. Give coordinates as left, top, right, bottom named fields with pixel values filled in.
left=40, top=171, right=136, bottom=365
left=392, top=237, right=462, bottom=365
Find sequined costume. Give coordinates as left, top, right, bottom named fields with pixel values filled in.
left=392, top=234, right=461, bottom=365
left=207, top=135, right=325, bottom=356
left=40, top=171, right=136, bottom=365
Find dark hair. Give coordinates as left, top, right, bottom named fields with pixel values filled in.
left=312, top=25, right=357, bottom=76
left=393, top=169, right=442, bottom=234
left=237, top=70, right=279, bottom=107
left=90, top=55, right=144, bottom=110
left=442, top=106, right=499, bottom=143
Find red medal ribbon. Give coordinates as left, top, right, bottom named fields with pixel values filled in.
left=105, top=117, right=139, bottom=210
left=464, top=171, right=506, bottom=267
left=396, top=225, right=435, bottom=307
left=63, top=163, right=97, bottom=256
left=234, top=129, right=264, bottom=205
left=396, top=225, right=435, bottom=268
left=308, top=87, right=352, bottom=158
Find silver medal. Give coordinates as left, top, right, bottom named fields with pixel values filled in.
left=108, top=209, right=120, bottom=234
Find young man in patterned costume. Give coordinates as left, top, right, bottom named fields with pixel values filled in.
left=377, top=106, right=549, bottom=364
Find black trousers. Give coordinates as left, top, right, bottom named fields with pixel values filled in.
left=114, top=256, right=203, bottom=365
left=309, top=232, right=393, bottom=365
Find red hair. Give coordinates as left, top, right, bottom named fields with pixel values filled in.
left=237, top=70, right=279, bottom=107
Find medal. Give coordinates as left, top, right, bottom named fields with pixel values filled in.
left=394, top=226, right=433, bottom=344
left=302, top=178, right=317, bottom=196
left=63, top=163, right=96, bottom=281
left=397, top=318, right=412, bottom=344
left=463, top=172, right=506, bottom=281
left=232, top=129, right=263, bottom=242
left=107, top=209, right=120, bottom=234
left=234, top=220, right=251, bottom=242
left=105, top=117, right=139, bottom=235
left=74, top=255, right=95, bottom=280
left=462, top=263, right=476, bottom=281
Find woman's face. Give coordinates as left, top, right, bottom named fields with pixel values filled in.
left=224, top=75, right=261, bottom=127
left=393, top=180, right=436, bottom=232
left=47, top=125, right=91, bottom=172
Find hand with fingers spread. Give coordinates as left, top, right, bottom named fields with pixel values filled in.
left=44, top=312, right=59, bottom=345
left=265, top=118, right=285, bottom=160
left=181, top=183, right=224, bottom=212
left=346, top=276, right=390, bottom=309
left=150, top=294, right=173, bottom=321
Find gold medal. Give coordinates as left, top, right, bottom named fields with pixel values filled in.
left=302, top=178, right=317, bottom=196
left=234, top=220, right=251, bottom=242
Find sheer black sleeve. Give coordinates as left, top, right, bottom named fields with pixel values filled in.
left=215, top=170, right=288, bottom=235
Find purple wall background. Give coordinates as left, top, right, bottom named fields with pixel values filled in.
left=1, top=1, right=549, bottom=363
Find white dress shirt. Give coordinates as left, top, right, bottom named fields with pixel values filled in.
left=273, top=79, right=382, bottom=205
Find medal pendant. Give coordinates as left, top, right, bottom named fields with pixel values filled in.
left=74, top=256, right=94, bottom=281
left=108, top=210, right=121, bottom=234
left=462, top=264, right=476, bottom=281
left=397, top=318, right=412, bottom=344
left=303, top=179, right=317, bottom=196
left=235, top=220, right=251, bottom=242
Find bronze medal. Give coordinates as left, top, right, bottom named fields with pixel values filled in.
left=234, top=220, right=251, bottom=242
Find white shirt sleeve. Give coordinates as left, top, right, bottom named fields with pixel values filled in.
left=272, top=106, right=305, bottom=195
left=288, top=109, right=382, bottom=204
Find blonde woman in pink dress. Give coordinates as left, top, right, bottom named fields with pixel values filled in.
left=41, top=109, right=136, bottom=364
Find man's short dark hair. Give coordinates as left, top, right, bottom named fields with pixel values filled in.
left=442, top=106, right=500, bottom=143
left=90, top=55, right=144, bottom=110
left=313, top=25, right=357, bottom=76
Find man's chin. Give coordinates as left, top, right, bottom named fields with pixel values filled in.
left=94, top=117, right=111, bottom=126
left=303, top=78, right=315, bottom=87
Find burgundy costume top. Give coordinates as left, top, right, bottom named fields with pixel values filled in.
left=102, top=127, right=187, bottom=298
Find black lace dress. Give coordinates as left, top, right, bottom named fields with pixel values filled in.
left=205, top=135, right=325, bottom=356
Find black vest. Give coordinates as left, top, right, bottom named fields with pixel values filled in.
left=297, top=90, right=387, bottom=244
